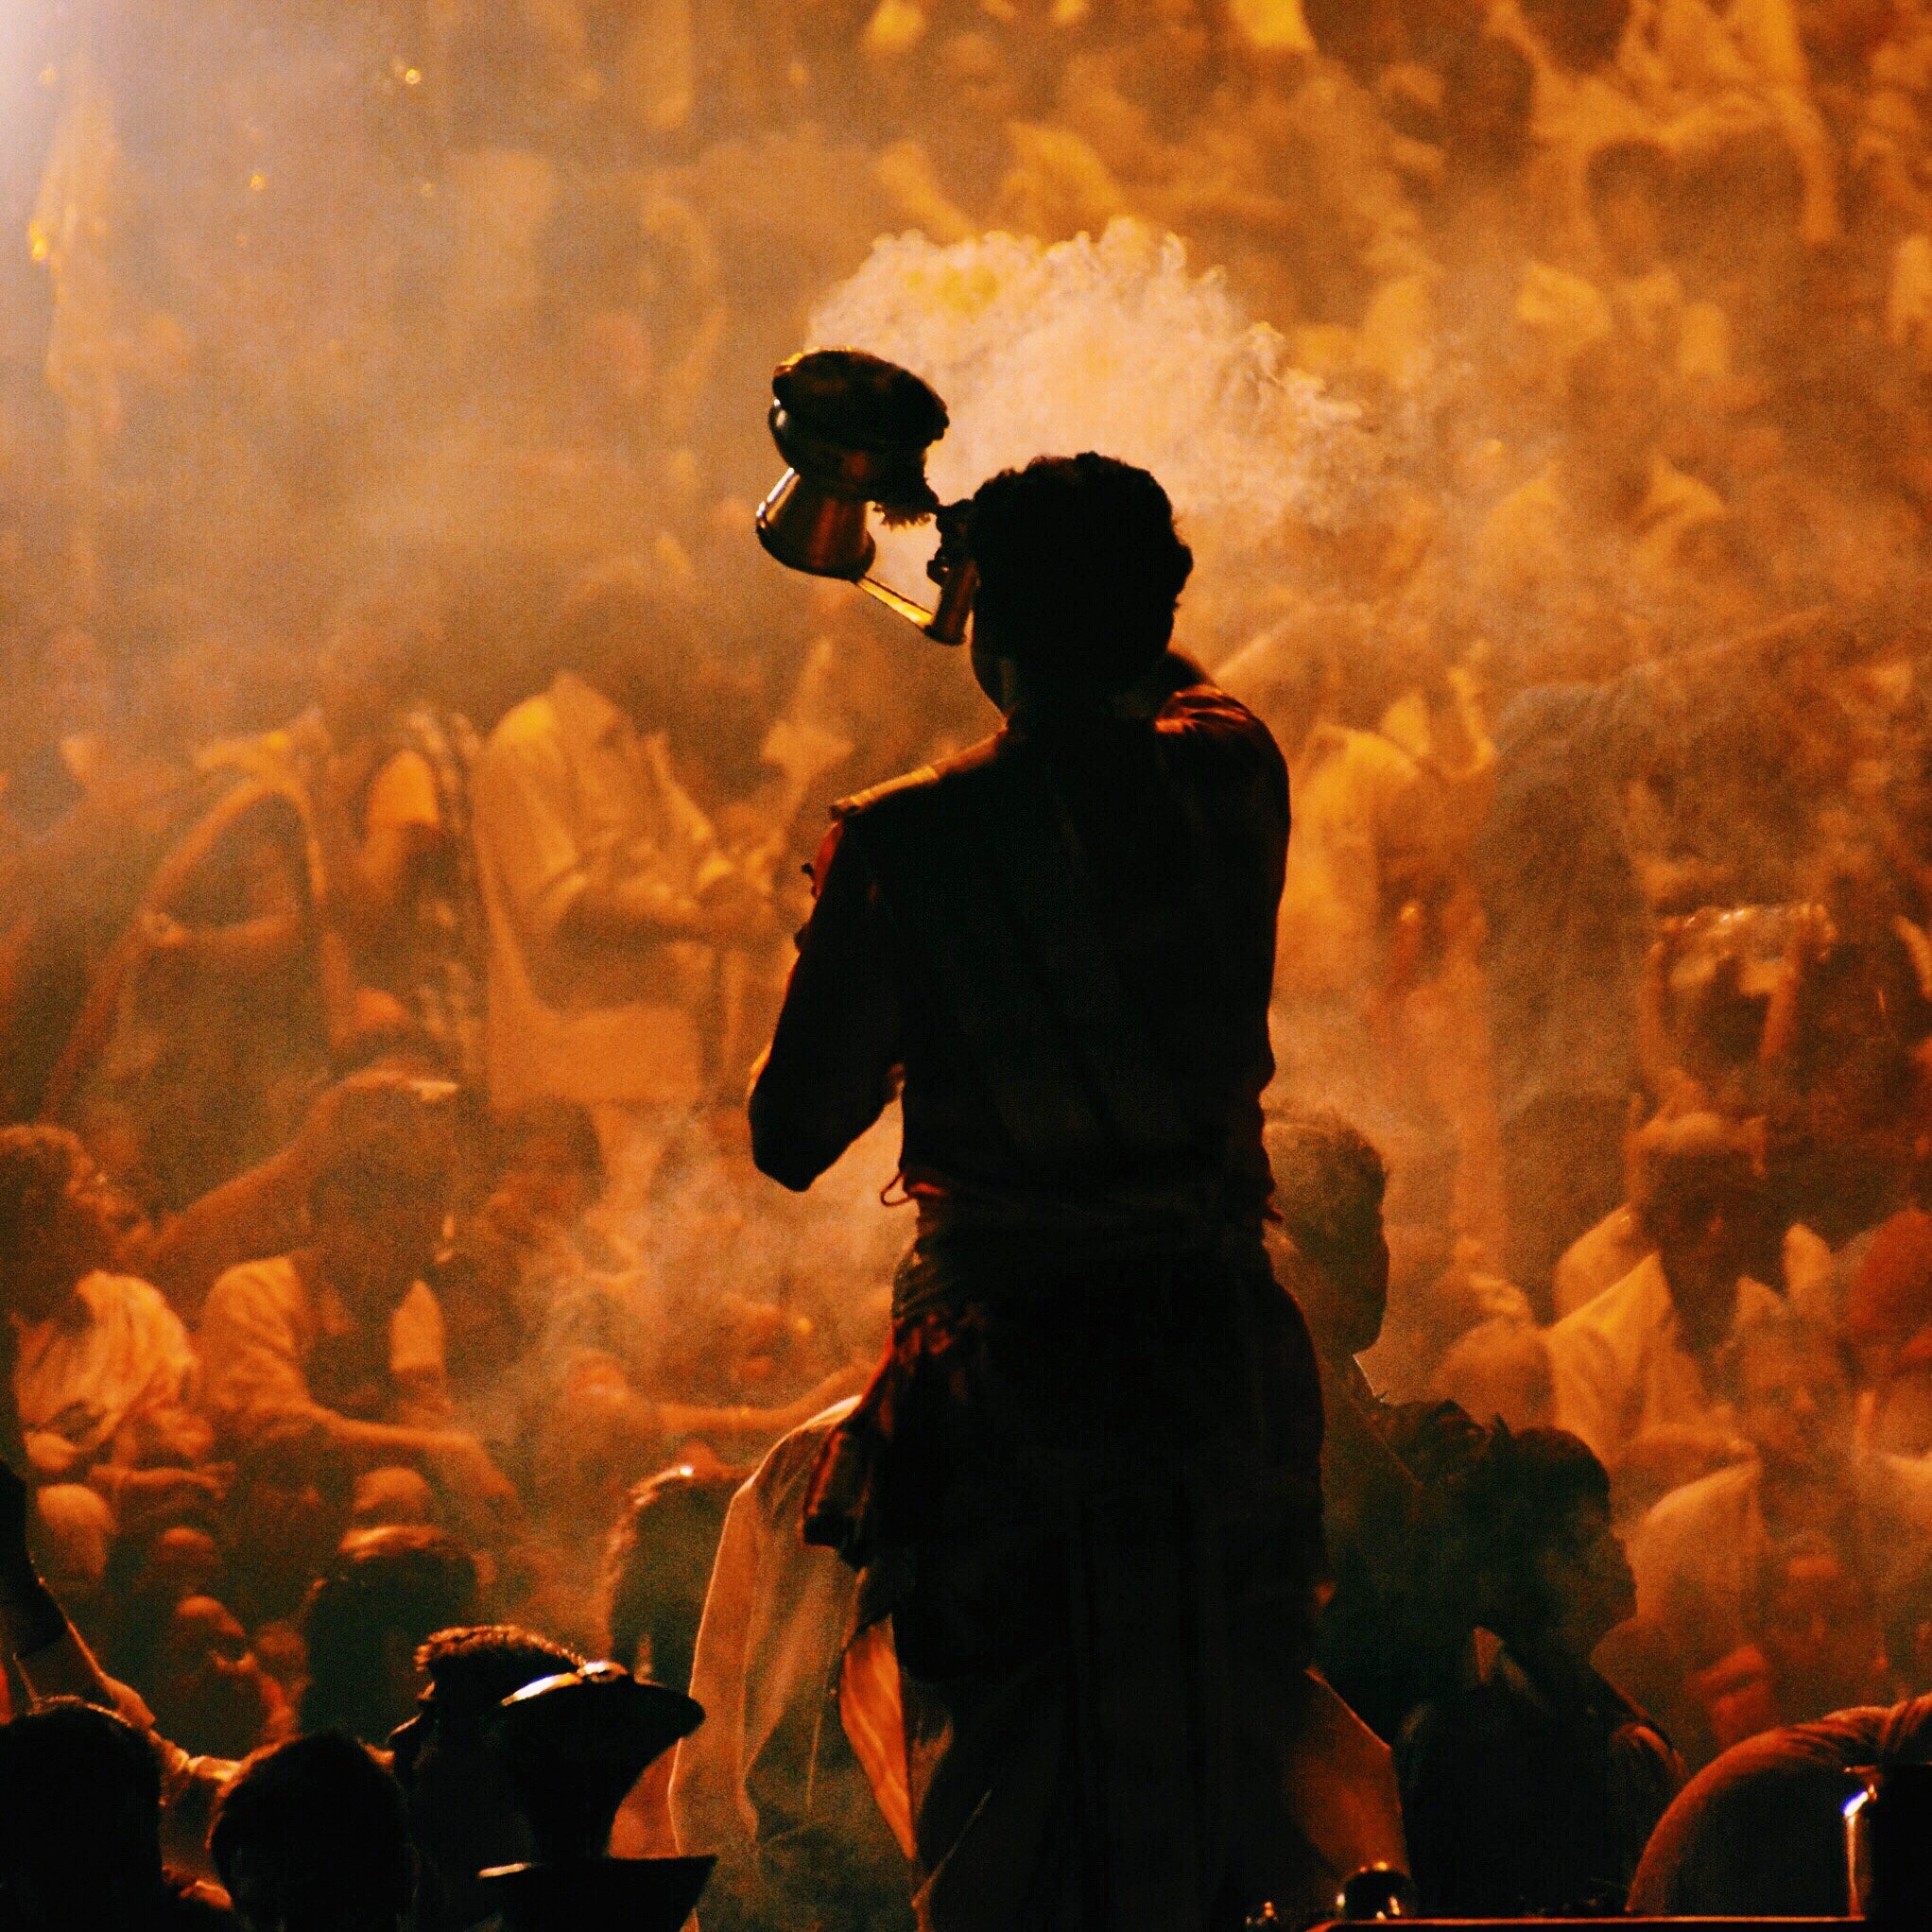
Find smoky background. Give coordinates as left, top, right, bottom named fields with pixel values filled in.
left=0, top=0, right=1929, bottom=1413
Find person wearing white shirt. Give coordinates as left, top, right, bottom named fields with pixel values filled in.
left=1548, top=1111, right=1779, bottom=1515
left=472, top=559, right=771, bottom=1193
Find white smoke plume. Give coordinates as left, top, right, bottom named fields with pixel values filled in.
left=806, top=219, right=1373, bottom=626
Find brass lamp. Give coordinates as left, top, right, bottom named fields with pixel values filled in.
left=755, top=348, right=977, bottom=645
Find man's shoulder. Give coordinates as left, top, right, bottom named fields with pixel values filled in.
left=1863, top=1448, right=1932, bottom=1522
left=832, top=734, right=1003, bottom=826
left=1151, top=680, right=1290, bottom=815
left=1552, top=1251, right=1664, bottom=1342
left=487, top=686, right=561, bottom=742
left=1637, top=1458, right=1758, bottom=1547
left=749, top=1397, right=859, bottom=1519
left=202, top=1254, right=302, bottom=1321
left=482, top=684, right=577, bottom=770
left=78, top=1269, right=179, bottom=1327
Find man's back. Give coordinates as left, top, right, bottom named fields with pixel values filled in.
left=751, top=672, right=1287, bottom=1233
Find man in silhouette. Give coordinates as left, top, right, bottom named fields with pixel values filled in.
left=750, top=454, right=1327, bottom=1932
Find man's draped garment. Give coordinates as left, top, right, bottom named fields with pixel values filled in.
left=751, top=674, right=1325, bottom=1932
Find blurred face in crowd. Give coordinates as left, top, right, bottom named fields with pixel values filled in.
left=1734, top=1330, right=1854, bottom=1484
left=1595, top=180, right=1664, bottom=277
left=232, top=1447, right=354, bottom=1613
left=1535, top=1493, right=1637, bottom=1662
left=313, top=1177, right=446, bottom=1330
left=318, top=622, right=407, bottom=748
left=149, top=1596, right=281, bottom=1761
left=1647, top=1156, right=1756, bottom=1349
left=1760, top=1546, right=1885, bottom=1716
left=43, top=626, right=117, bottom=743
left=484, top=1134, right=599, bottom=1249
left=1295, top=1202, right=1391, bottom=1360
left=1567, top=353, right=1665, bottom=505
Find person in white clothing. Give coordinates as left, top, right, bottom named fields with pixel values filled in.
left=472, top=559, right=773, bottom=1192
left=0, top=1124, right=212, bottom=1531
left=1548, top=1110, right=1779, bottom=1516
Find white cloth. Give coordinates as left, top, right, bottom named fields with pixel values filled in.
left=671, top=1405, right=1408, bottom=1927
left=473, top=671, right=720, bottom=1112
left=670, top=1402, right=916, bottom=1931
left=15, top=1270, right=198, bottom=1473
left=1553, top=1205, right=1652, bottom=1319
left=1629, top=1451, right=1932, bottom=1673
left=1547, top=1251, right=1780, bottom=1469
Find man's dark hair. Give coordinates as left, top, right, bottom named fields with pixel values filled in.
left=308, top=1119, right=449, bottom=1221
left=1586, top=137, right=1673, bottom=210
left=967, top=453, right=1193, bottom=696
left=211, top=1734, right=411, bottom=1931
left=0, top=1124, right=92, bottom=1278
left=300, top=1527, right=482, bottom=1742
left=1438, top=1425, right=1613, bottom=1651
left=601, top=1466, right=738, bottom=1690
left=1717, top=1307, right=1856, bottom=1405
left=1628, top=1110, right=1761, bottom=1247
left=550, top=556, right=691, bottom=712
left=1522, top=0, right=1629, bottom=70
left=0, top=1699, right=164, bottom=1899
left=1441, top=33, right=1535, bottom=172
left=231, top=1418, right=357, bottom=1515
left=1267, top=1111, right=1388, bottom=1262
left=416, top=1624, right=583, bottom=1730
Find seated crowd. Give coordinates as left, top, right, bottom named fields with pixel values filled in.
left=2, top=1020, right=1929, bottom=1927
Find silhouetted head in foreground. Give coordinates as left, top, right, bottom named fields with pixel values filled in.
left=388, top=1625, right=581, bottom=1932
left=300, top=1526, right=482, bottom=1746
left=211, top=1733, right=411, bottom=1932
left=0, top=1699, right=181, bottom=1930
left=966, top=453, right=1194, bottom=711
left=1266, top=1110, right=1390, bottom=1360
left=1442, top=1424, right=1636, bottom=1672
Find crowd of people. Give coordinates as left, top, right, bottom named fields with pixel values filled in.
left=5, top=0, right=1932, bottom=1925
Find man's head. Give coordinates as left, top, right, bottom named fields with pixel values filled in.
left=1756, top=1537, right=1885, bottom=1719
left=1564, top=334, right=1665, bottom=501
left=1587, top=139, right=1673, bottom=277
left=1441, top=32, right=1535, bottom=178
left=0, top=1699, right=165, bottom=1927
left=1522, top=0, right=1630, bottom=70
left=227, top=1421, right=357, bottom=1621
left=1266, top=1112, right=1389, bottom=1358
left=553, top=555, right=691, bottom=727
left=388, top=1626, right=582, bottom=1932
left=1630, top=1111, right=1764, bottom=1347
left=1448, top=1425, right=1635, bottom=1665
left=600, top=1465, right=738, bottom=1690
left=307, top=1125, right=450, bottom=1329
left=1848, top=1204, right=1932, bottom=1388
left=228, top=1422, right=361, bottom=1630
left=212, top=1734, right=412, bottom=1932
left=483, top=1099, right=605, bottom=1247
left=147, top=1595, right=280, bottom=1762
left=0, top=1125, right=119, bottom=1324
left=318, top=588, right=441, bottom=745
left=965, top=454, right=1193, bottom=710
left=299, top=1527, right=481, bottom=1747
left=1430, top=1316, right=1555, bottom=1431
left=1723, top=1313, right=1856, bottom=1486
